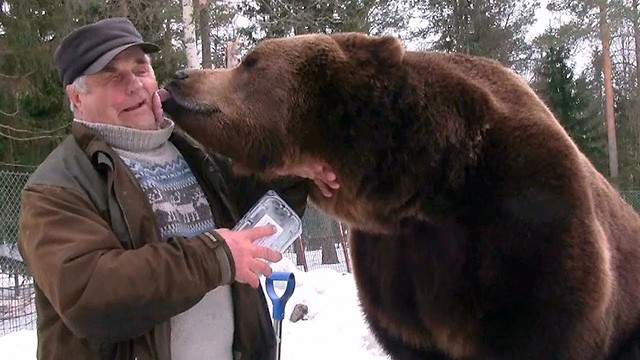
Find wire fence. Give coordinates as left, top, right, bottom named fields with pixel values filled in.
left=0, top=169, right=353, bottom=336
left=3, top=168, right=640, bottom=337
left=0, top=170, right=34, bottom=337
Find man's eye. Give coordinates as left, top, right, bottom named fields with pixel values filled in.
left=111, top=74, right=122, bottom=83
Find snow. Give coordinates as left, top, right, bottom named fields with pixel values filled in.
left=0, top=243, right=22, bottom=262
left=0, top=256, right=389, bottom=360
left=0, top=273, right=35, bottom=334
left=0, top=330, right=35, bottom=359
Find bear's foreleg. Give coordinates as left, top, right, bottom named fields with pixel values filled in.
left=366, top=317, right=454, bottom=360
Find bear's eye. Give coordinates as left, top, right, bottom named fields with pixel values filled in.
left=242, top=56, right=258, bottom=69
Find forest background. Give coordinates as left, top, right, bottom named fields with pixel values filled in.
left=0, top=0, right=637, bottom=189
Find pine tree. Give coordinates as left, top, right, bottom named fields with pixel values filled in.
left=236, top=0, right=408, bottom=42
left=0, top=0, right=187, bottom=167
left=412, top=0, right=538, bottom=72
left=534, top=45, right=608, bottom=173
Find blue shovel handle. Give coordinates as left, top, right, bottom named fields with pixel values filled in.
left=266, top=272, right=296, bottom=321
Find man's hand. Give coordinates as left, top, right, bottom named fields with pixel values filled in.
left=277, top=162, right=340, bottom=197
left=308, top=163, right=340, bottom=197
left=215, top=226, right=283, bottom=288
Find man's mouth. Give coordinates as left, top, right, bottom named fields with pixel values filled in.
left=123, top=100, right=146, bottom=112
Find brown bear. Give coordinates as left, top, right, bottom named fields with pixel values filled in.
left=160, top=32, right=640, bottom=359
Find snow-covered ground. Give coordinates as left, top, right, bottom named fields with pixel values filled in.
left=0, top=272, right=36, bottom=338
left=0, top=254, right=389, bottom=359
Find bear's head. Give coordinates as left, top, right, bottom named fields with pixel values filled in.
left=162, top=33, right=491, bottom=230
left=162, top=33, right=409, bottom=227
left=163, top=32, right=403, bottom=171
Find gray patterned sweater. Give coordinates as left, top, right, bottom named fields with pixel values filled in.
left=74, top=118, right=234, bottom=360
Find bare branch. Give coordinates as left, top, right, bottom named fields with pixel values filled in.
left=0, top=69, right=35, bottom=79
left=0, top=108, right=18, bottom=117
left=0, top=129, right=66, bottom=141
left=0, top=122, right=70, bottom=134
left=0, top=161, right=37, bottom=169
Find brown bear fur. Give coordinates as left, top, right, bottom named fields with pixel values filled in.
left=162, top=33, right=640, bottom=359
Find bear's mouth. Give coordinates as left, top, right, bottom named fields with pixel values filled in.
left=160, top=86, right=221, bottom=115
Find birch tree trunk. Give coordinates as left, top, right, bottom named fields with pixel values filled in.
left=634, top=0, right=640, bottom=89
left=199, top=0, right=212, bottom=68
left=632, top=0, right=640, bottom=152
left=225, top=37, right=243, bottom=68
left=599, top=0, right=618, bottom=178
left=118, top=0, right=128, bottom=17
left=182, top=0, right=199, bottom=69
left=321, top=237, right=339, bottom=264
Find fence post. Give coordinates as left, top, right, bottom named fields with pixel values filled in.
left=295, top=237, right=308, bottom=272
left=14, top=273, right=19, bottom=296
left=337, top=222, right=351, bottom=273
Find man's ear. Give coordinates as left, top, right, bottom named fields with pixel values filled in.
left=329, top=33, right=404, bottom=72
left=65, top=84, right=82, bottom=112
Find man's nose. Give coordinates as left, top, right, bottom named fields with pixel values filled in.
left=174, top=70, right=188, bottom=80
left=125, top=75, right=144, bottom=94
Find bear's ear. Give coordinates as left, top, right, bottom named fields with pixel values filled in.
left=330, top=33, right=404, bottom=71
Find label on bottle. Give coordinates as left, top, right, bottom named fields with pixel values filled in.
left=253, top=213, right=285, bottom=249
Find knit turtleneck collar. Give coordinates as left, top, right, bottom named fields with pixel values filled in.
left=74, top=118, right=174, bottom=152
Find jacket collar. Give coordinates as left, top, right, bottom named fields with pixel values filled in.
left=72, top=121, right=117, bottom=160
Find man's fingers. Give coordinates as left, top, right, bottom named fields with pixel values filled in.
left=255, top=245, right=283, bottom=263
left=320, top=167, right=337, bottom=182
left=314, top=178, right=333, bottom=197
left=324, top=177, right=340, bottom=189
left=242, top=225, right=276, bottom=240
left=314, top=166, right=339, bottom=193
left=250, top=259, right=273, bottom=277
left=325, top=171, right=340, bottom=188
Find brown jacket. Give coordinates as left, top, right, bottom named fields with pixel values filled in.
left=18, top=122, right=309, bottom=360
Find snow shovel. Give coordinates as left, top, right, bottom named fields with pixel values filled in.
left=265, top=271, right=296, bottom=360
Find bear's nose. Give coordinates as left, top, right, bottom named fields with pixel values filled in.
left=174, top=70, right=189, bottom=80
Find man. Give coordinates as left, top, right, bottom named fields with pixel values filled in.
left=17, top=17, right=338, bottom=360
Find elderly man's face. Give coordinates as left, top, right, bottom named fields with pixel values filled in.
left=67, top=46, right=159, bottom=130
